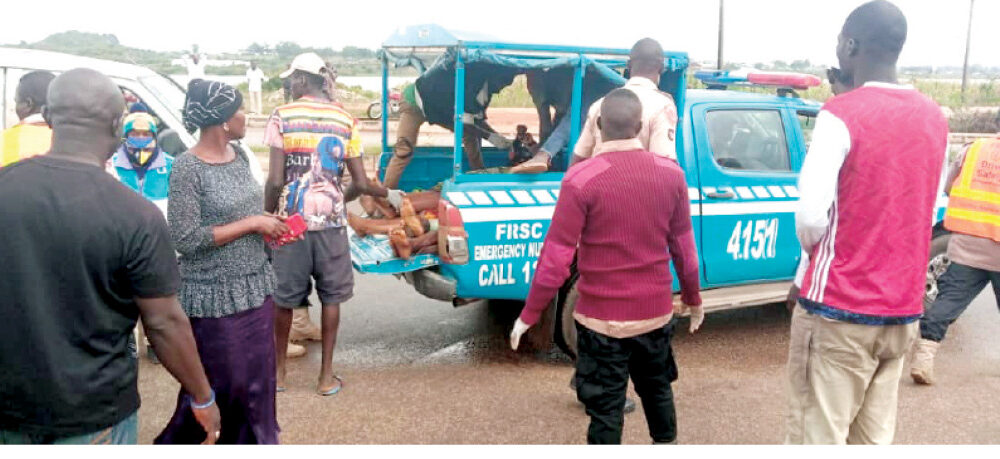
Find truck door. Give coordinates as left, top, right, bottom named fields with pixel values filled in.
left=692, top=104, right=801, bottom=286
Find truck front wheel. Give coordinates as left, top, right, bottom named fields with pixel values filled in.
left=924, top=233, right=952, bottom=312
left=554, top=276, right=580, bottom=359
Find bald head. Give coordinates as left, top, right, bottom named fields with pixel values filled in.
left=628, top=38, right=664, bottom=81
left=598, top=88, right=642, bottom=142
left=837, top=0, right=906, bottom=86
left=44, top=68, right=126, bottom=164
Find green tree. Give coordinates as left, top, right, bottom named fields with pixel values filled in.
left=275, top=41, right=302, bottom=58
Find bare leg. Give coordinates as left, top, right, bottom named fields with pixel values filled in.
left=318, top=303, right=342, bottom=393
left=274, top=307, right=293, bottom=389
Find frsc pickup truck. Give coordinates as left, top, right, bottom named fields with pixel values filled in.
left=351, top=25, right=949, bottom=357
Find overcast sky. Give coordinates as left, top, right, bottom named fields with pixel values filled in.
left=2, top=0, right=997, bottom=68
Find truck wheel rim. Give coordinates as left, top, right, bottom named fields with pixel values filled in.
left=925, top=253, right=950, bottom=304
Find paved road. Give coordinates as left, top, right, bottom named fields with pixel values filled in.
left=136, top=271, right=1000, bottom=444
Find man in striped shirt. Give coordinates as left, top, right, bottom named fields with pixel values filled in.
left=264, top=53, right=403, bottom=395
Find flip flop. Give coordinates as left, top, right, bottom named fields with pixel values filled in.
left=317, top=375, right=343, bottom=396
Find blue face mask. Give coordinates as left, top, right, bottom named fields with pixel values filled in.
left=125, top=136, right=154, bottom=149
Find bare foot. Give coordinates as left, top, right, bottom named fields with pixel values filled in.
left=317, top=374, right=343, bottom=396
left=276, top=367, right=287, bottom=393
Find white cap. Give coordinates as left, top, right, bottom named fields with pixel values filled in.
left=279, top=52, right=327, bottom=78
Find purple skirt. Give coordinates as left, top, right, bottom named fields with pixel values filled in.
left=154, top=297, right=279, bottom=444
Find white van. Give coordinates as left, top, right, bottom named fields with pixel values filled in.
left=0, top=47, right=263, bottom=182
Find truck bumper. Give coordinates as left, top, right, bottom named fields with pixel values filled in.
left=405, top=269, right=457, bottom=302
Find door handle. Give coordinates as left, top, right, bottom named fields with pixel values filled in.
left=706, top=190, right=736, bottom=199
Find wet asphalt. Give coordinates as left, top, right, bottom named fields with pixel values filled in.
left=135, top=271, right=1000, bottom=444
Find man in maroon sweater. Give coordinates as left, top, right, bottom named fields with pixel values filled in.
left=510, top=89, right=703, bottom=444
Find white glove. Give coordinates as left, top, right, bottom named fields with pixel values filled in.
left=509, top=318, right=532, bottom=351
left=684, top=304, right=704, bottom=334
left=386, top=189, right=405, bottom=210
left=488, top=133, right=513, bottom=149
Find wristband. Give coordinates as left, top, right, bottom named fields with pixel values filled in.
left=191, top=389, right=216, bottom=410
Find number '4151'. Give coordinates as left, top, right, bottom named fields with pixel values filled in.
left=726, top=219, right=778, bottom=260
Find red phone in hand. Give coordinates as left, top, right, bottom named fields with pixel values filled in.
left=265, top=214, right=307, bottom=247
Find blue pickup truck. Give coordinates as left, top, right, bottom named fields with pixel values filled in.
left=351, top=25, right=950, bottom=356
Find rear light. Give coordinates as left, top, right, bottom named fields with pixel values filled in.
left=437, top=199, right=469, bottom=264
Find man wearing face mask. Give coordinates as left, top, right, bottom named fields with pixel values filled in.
left=108, top=112, right=174, bottom=217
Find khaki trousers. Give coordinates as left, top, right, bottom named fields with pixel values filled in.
left=785, top=305, right=917, bottom=444
left=382, top=99, right=484, bottom=189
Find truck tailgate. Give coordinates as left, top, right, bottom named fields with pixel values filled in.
left=348, top=228, right=440, bottom=274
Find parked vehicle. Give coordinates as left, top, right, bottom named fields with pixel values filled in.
left=0, top=47, right=264, bottom=183
left=367, top=90, right=401, bottom=119
left=351, top=26, right=950, bottom=357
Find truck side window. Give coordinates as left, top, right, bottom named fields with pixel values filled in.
left=706, top=109, right=791, bottom=172
left=797, top=111, right=817, bottom=152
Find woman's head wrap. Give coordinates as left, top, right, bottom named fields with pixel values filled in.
left=182, top=79, right=243, bottom=133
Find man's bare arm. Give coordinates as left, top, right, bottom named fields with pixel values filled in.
left=264, top=147, right=285, bottom=213
left=137, top=295, right=212, bottom=403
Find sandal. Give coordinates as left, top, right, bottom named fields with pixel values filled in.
left=317, top=375, right=343, bottom=396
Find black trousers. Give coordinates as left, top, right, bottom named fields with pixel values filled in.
left=575, top=321, right=678, bottom=444
left=921, top=262, right=1000, bottom=342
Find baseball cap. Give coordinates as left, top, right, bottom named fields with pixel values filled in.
left=280, top=52, right=326, bottom=78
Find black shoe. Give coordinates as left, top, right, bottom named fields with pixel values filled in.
left=624, top=398, right=637, bottom=414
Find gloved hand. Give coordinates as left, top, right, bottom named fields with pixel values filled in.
left=509, top=318, right=532, bottom=351
left=488, top=133, right=513, bottom=149
left=386, top=189, right=405, bottom=210
left=685, top=304, right=704, bottom=334
left=675, top=298, right=704, bottom=334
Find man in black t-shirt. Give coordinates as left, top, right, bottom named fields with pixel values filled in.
left=0, top=68, right=221, bottom=444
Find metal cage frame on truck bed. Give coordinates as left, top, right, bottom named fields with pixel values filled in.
left=377, top=24, right=689, bottom=180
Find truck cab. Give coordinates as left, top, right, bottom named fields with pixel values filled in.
left=349, top=26, right=947, bottom=357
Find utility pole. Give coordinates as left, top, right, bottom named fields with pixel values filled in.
left=961, top=0, right=975, bottom=103
left=717, top=0, right=725, bottom=69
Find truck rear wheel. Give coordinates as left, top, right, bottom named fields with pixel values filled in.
left=924, top=233, right=952, bottom=312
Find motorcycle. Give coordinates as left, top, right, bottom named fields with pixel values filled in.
left=367, top=90, right=402, bottom=119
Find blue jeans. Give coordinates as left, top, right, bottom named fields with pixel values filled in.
left=0, top=411, right=138, bottom=444
left=920, top=263, right=1000, bottom=342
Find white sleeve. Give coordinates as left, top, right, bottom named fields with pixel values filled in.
left=795, top=110, right=851, bottom=255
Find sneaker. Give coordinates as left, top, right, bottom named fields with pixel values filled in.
left=289, top=308, right=322, bottom=342
left=286, top=342, right=307, bottom=359
left=910, top=338, right=940, bottom=385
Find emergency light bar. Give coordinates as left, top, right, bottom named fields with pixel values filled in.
left=695, top=69, right=822, bottom=90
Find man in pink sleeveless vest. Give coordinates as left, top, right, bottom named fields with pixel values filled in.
left=785, top=0, right=949, bottom=444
